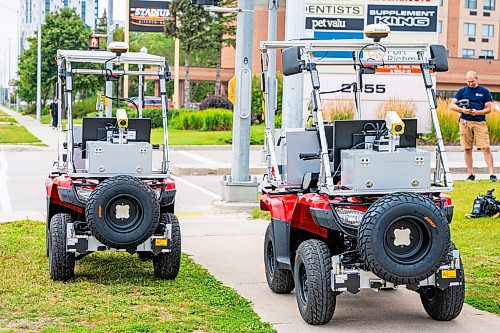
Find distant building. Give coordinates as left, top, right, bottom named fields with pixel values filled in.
left=437, top=0, right=499, bottom=96
left=20, top=0, right=99, bottom=51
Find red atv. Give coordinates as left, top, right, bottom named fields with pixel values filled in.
left=259, top=36, right=464, bottom=324
left=45, top=45, right=180, bottom=281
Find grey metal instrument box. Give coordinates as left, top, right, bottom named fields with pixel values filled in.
left=341, top=148, right=431, bottom=191
left=86, top=141, right=153, bottom=176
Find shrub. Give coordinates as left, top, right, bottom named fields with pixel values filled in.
left=376, top=98, right=416, bottom=119
left=251, top=73, right=283, bottom=123
left=177, top=109, right=233, bottom=131
left=73, top=97, right=98, bottom=118
left=199, top=95, right=233, bottom=111
left=322, top=99, right=355, bottom=121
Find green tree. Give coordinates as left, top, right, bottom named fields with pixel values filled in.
left=165, top=0, right=216, bottom=106
left=209, top=0, right=236, bottom=95
left=17, top=8, right=100, bottom=108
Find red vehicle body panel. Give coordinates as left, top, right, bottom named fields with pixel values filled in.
left=261, top=192, right=453, bottom=238
left=46, top=175, right=176, bottom=214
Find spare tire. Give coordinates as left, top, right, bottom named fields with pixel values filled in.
left=85, top=175, right=160, bottom=249
left=358, top=192, right=450, bottom=285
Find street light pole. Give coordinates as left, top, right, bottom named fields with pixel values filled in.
left=36, top=0, right=42, bottom=121
left=106, top=0, right=114, bottom=117
left=267, top=0, right=278, bottom=144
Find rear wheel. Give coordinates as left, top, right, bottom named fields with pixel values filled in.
left=153, top=213, right=181, bottom=280
left=420, top=282, right=465, bottom=321
left=294, top=239, right=336, bottom=325
left=49, top=213, right=75, bottom=281
left=264, top=224, right=294, bottom=294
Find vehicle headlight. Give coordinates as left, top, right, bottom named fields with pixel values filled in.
left=75, top=186, right=94, bottom=201
left=335, top=208, right=365, bottom=227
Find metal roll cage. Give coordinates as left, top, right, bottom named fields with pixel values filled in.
left=260, top=39, right=453, bottom=196
left=56, top=50, right=171, bottom=176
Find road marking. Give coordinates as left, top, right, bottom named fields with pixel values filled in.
left=0, top=151, right=13, bottom=213
left=175, top=151, right=217, bottom=165
left=171, top=175, right=222, bottom=200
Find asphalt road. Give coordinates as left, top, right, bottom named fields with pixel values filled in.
left=0, top=146, right=499, bottom=332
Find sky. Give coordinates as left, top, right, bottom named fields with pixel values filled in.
left=0, top=0, right=127, bottom=86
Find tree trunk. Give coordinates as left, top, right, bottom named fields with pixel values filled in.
left=215, top=45, right=222, bottom=96
left=42, top=85, right=50, bottom=109
left=184, top=51, right=191, bottom=107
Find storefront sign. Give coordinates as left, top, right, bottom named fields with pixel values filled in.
left=367, top=5, right=438, bottom=32
left=129, top=0, right=172, bottom=33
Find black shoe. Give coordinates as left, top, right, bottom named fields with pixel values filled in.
left=467, top=174, right=475, bottom=181
left=491, top=175, right=497, bottom=182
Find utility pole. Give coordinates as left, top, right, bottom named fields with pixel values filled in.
left=221, top=0, right=258, bottom=203
left=267, top=0, right=278, bottom=143
left=7, top=37, right=11, bottom=109
left=282, top=0, right=305, bottom=129
left=16, top=9, right=20, bottom=113
left=124, top=0, right=129, bottom=98
left=36, top=0, right=42, bottom=121
left=106, top=0, right=114, bottom=117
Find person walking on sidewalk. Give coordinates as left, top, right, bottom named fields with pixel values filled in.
left=449, top=70, right=496, bottom=182
left=50, top=96, right=58, bottom=128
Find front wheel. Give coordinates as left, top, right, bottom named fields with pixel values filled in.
left=49, top=213, right=75, bottom=281
left=264, top=224, right=294, bottom=293
left=153, top=213, right=181, bottom=280
left=294, top=239, right=336, bottom=325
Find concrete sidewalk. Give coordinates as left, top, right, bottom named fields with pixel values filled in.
left=181, top=214, right=500, bottom=333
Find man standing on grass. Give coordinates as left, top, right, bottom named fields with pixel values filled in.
left=50, top=96, right=58, bottom=129
left=449, top=70, right=496, bottom=182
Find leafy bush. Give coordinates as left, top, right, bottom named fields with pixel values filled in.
left=73, top=97, right=97, bottom=118
left=251, top=72, right=283, bottom=123
left=177, top=109, right=233, bottom=131
left=199, top=95, right=233, bottom=111
left=376, top=98, right=416, bottom=119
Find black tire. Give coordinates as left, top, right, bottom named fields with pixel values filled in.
left=49, top=213, right=75, bottom=281
left=294, top=239, right=336, bottom=325
left=420, top=244, right=465, bottom=321
left=153, top=213, right=181, bottom=280
left=264, top=224, right=295, bottom=294
left=420, top=279, right=465, bottom=321
left=358, top=192, right=450, bottom=285
left=85, top=175, right=160, bottom=249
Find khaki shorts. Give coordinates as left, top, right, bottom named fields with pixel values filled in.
left=459, top=118, right=490, bottom=149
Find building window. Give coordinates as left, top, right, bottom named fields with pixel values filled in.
left=484, top=0, right=496, bottom=10
left=482, top=24, right=495, bottom=37
left=28, top=0, right=32, bottom=23
left=465, top=0, right=477, bottom=9
left=438, top=20, right=442, bottom=33
left=45, top=0, right=50, bottom=13
left=479, top=50, right=494, bottom=59
left=81, top=1, right=86, bottom=19
left=462, top=49, right=475, bottom=58
left=439, top=0, right=443, bottom=5
left=63, top=0, right=68, bottom=7
left=463, top=23, right=476, bottom=36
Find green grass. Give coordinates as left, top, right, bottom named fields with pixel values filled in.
left=0, top=221, right=274, bottom=333
left=0, top=123, right=42, bottom=144
left=252, top=181, right=499, bottom=314
left=152, top=125, right=266, bottom=146
left=448, top=180, right=500, bottom=313
left=0, top=110, right=16, bottom=124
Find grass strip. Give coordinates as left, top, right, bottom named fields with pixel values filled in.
left=0, top=123, right=42, bottom=144
left=0, top=221, right=274, bottom=333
